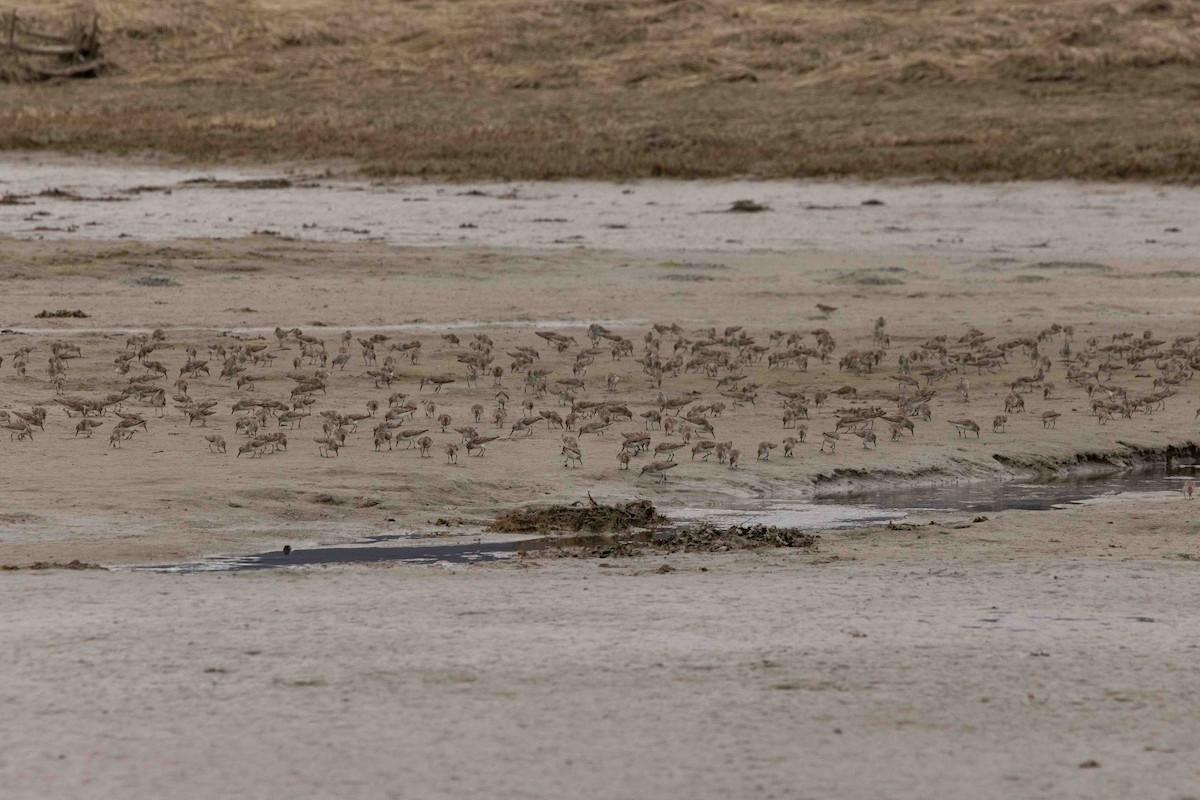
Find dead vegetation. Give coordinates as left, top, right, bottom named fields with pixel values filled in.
left=524, top=524, right=821, bottom=559
left=0, top=559, right=103, bottom=570
left=728, top=200, right=770, bottom=213
left=655, top=524, right=820, bottom=553
left=490, top=497, right=666, bottom=534
left=1, top=1, right=1199, bottom=180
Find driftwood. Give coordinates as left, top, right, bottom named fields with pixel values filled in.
left=8, top=41, right=82, bottom=56
left=1, top=11, right=104, bottom=81
left=32, top=58, right=104, bottom=78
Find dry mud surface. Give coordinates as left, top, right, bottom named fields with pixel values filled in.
left=2, top=162, right=1199, bottom=798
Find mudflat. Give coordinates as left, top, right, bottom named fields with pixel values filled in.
left=2, top=165, right=1199, bottom=798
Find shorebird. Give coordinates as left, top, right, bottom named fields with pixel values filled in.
left=418, top=435, right=433, bottom=457
left=854, top=430, right=877, bottom=448
left=1185, top=480, right=1195, bottom=500
left=562, top=445, right=582, bottom=468
left=13, top=407, right=46, bottom=431
left=204, top=434, right=226, bottom=453
left=277, top=411, right=306, bottom=429
left=783, top=437, right=798, bottom=457
left=654, top=442, right=685, bottom=461
left=75, top=419, right=103, bottom=438
left=640, top=461, right=678, bottom=483
left=1041, top=411, right=1061, bottom=429
left=444, top=443, right=459, bottom=463
left=184, top=405, right=217, bottom=427
left=819, top=432, right=839, bottom=453
left=396, top=428, right=428, bottom=449
left=1004, top=393, right=1026, bottom=413
left=728, top=448, right=741, bottom=469
left=510, top=416, right=540, bottom=438
left=691, top=440, right=717, bottom=461
left=466, top=435, right=498, bottom=456
left=315, top=437, right=340, bottom=457
left=4, top=421, right=33, bottom=440
left=949, top=419, right=981, bottom=438
left=622, top=432, right=650, bottom=453
left=992, top=415, right=1008, bottom=433
left=617, top=449, right=632, bottom=470
left=237, top=440, right=261, bottom=458
left=578, top=421, right=610, bottom=437
left=756, top=441, right=777, bottom=460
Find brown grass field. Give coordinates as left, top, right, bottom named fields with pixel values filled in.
left=2, top=0, right=1200, bottom=180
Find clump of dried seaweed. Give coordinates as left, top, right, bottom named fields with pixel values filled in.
left=522, top=523, right=820, bottom=559
left=490, top=496, right=666, bottom=534
left=662, top=524, right=819, bottom=552
left=0, top=560, right=103, bottom=571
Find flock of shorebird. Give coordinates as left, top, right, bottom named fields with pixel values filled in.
left=0, top=318, right=1191, bottom=483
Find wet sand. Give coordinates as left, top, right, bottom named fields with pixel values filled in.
left=2, top=161, right=1199, bottom=798
left=5, top=502, right=1200, bottom=800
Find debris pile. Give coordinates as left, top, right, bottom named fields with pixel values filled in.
left=491, top=498, right=666, bottom=534
left=659, top=524, right=820, bottom=552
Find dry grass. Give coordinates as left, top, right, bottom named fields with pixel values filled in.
left=2, top=0, right=1200, bottom=179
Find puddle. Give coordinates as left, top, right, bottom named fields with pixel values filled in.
left=143, top=532, right=631, bottom=574
left=143, top=465, right=1192, bottom=573
left=148, top=537, right=530, bottom=574
left=3, top=157, right=1199, bottom=259
left=818, top=463, right=1195, bottom=513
